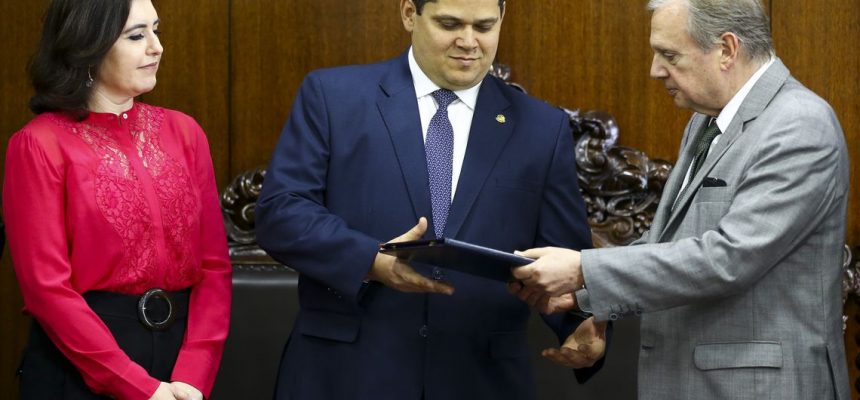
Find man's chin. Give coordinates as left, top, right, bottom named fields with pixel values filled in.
left=443, top=73, right=486, bottom=91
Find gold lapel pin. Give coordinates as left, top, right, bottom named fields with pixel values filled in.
left=496, top=114, right=506, bottom=124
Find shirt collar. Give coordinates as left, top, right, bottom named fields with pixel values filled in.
left=715, top=56, right=775, bottom=132
left=408, top=47, right=481, bottom=110
left=82, top=101, right=140, bottom=125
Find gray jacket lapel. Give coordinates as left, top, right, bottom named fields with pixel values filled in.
left=648, top=116, right=706, bottom=239
left=657, top=58, right=791, bottom=241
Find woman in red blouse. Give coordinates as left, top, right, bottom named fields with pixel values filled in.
left=3, top=0, right=231, bottom=399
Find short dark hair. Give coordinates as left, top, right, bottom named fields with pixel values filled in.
left=413, top=0, right=506, bottom=15
left=29, top=0, right=132, bottom=119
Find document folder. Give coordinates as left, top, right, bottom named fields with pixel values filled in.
left=379, top=238, right=533, bottom=282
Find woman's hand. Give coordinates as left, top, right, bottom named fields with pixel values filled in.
left=170, top=381, right=204, bottom=400
left=149, top=382, right=179, bottom=400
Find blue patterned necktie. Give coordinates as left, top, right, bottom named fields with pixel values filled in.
left=426, top=89, right=458, bottom=238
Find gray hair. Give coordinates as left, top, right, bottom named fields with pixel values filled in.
left=648, top=0, right=774, bottom=63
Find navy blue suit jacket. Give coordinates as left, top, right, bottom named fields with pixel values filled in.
left=256, top=52, right=597, bottom=400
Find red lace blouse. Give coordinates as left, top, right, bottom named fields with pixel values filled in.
left=3, top=103, right=231, bottom=400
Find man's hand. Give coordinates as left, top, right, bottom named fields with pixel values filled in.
left=511, top=247, right=583, bottom=296
left=507, top=281, right=577, bottom=314
left=149, top=382, right=179, bottom=400
left=542, top=316, right=607, bottom=369
left=368, top=217, right=455, bottom=295
left=170, top=382, right=203, bottom=400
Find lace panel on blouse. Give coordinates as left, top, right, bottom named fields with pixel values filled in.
left=49, top=106, right=201, bottom=292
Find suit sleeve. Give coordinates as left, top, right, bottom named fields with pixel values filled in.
left=532, top=111, right=606, bottom=381
left=255, top=74, right=380, bottom=301
left=581, top=101, right=848, bottom=321
left=170, top=119, right=232, bottom=397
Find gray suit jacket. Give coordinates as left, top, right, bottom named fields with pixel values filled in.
left=579, top=59, right=850, bottom=399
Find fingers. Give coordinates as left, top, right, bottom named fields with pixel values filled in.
left=541, top=346, right=597, bottom=369
left=509, top=281, right=540, bottom=303
left=170, top=382, right=203, bottom=400
left=506, top=280, right=524, bottom=295
left=540, top=293, right=577, bottom=314
left=149, top=382, right=180, bottom=400
left=575, top=331, right=606, bottom=361
left=523, top=289, right=545, bottom=308
left=404, top=274, right=455, bottom=295
left=571, top=316, right=606, bottom=361
left=542, top=322, right=604, bottom=369
left=510, top=279, right=577, bottom=314
left=510, top=264, right=533, bottom=280
left=391, top=260, right=454, bottom=295
left=574, top=316, right=606, bottom=341
left=389, top=217, right=428, bottom=243
left=514, top=247, right=552, bottom=259
left=368, top=252, right=454, bottom=295
left=512, top=256, right=583, bottom=297
left=167, top=384, right=189, bottom=400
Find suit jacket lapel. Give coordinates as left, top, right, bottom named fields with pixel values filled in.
left=664, top=116, right=740, bottom=228
left=650, top=115, right=707, bottom=239
left=377, top=54, right=432, bottom=224
left=444, top=77, right=513, bottom=238
left=657, top=58, right=791, bottom=241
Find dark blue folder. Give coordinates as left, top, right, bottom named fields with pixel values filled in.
left=379, top=238, right=533, bottom=282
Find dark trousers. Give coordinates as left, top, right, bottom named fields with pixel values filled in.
left=18, top=290, right=188, bottom=399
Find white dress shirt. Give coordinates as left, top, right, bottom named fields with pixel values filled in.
left=676, top=57, right=776, bottom=195
left=408, top=47, right=483, bottom=201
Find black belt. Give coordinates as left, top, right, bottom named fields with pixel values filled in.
left=84, top=288, right=190, bottom=331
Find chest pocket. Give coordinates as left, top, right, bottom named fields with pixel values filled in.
left=692, top=185, right=734, bottom=203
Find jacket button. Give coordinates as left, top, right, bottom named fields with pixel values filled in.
left=432, top=267, right=445, bottom=281
left=609, top=313, right=619, bottom=321
left=418, top=325, right=429, bottom=338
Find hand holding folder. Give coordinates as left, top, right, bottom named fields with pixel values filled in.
left=369, top=218, right=455, bottom=295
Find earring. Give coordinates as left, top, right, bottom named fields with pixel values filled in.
left=85, top=67, right=94, bottom=88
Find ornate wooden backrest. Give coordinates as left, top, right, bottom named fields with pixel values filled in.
left=220, top=166, right=267, bottom=259
left=491, top=64, right=674, bottom=247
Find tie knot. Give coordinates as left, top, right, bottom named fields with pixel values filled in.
left=432, top=89, right=458, bottom=108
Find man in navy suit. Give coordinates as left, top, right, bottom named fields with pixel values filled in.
left=256, top=1, right=605, bottom=398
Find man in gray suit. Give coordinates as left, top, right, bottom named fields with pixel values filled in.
left=509, top=0, right=850, bottom=398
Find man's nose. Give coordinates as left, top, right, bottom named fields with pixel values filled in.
left=456, top=28, right=478, bottom=49
left=649, top=54, right=667, bottom=79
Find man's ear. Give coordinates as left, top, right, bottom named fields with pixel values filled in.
left=719, top=31, right=740, bottom=70
left=401, top=0, right=417, bottom=33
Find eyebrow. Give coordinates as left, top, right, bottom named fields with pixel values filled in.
left=473, top=17, right=499, bottom=25
left=122, top=19, right=160, bottom=34
left=649, top=41, right=671, bottom=52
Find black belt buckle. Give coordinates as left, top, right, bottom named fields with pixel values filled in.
left=137, top=288, right=176, bottom=331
